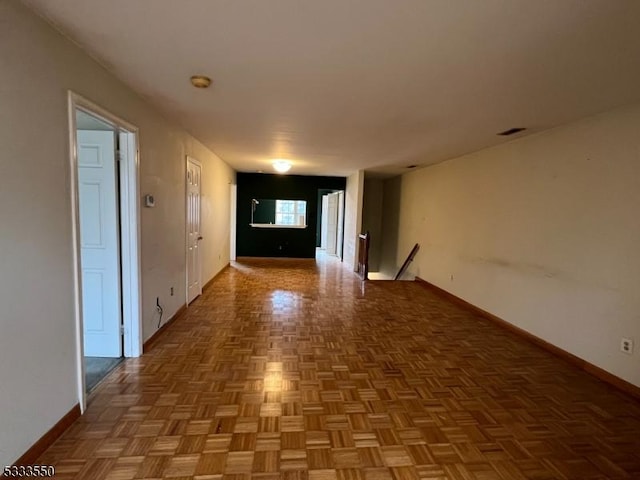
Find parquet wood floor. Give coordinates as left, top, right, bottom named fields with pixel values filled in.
left=36, top=255, right=640, bottom=479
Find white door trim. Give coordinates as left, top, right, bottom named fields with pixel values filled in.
left=67, top=91, right=142, bottom=412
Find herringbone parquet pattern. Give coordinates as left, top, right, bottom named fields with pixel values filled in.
left=37, top=255, right=640, bottom=479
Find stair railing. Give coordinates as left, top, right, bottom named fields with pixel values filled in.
left=357, top=232, right=370, bottom=280
left=394, top=243, right=420, bottom=280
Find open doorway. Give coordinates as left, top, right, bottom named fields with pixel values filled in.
left=76, top=115, right=123, bottom=391
left=317, top=190, right=345, bottom=259
left=68, top=93, right=141, bottom=409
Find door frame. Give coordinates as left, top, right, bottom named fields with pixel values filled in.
left=325, top=191, right=340, bottom=256
left=185, top=155, right=203, bottom=305
left=67, top=91, right=142, bottom=411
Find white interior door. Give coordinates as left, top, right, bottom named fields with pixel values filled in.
left=78, top=130, right=122, bottom=358
left=337, top=190, right=345, bottom=260
left=320, top=195, right=329, bottom=249
left=326, top=192, right=339, bottom=255
left=230, top=184, right=237, bottom=261
left=186, top=157, right=202, bottom=304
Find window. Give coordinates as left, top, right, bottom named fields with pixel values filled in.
left=250, top=198, right=307, bottom=228
left=275, top=200, right=306, bottom=226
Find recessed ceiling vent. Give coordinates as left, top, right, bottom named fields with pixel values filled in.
left=497, top=127, right=526, bottom=136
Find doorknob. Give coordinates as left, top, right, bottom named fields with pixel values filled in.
left=197, top=236, right=203, bottom=240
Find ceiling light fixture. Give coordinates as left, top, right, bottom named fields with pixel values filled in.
left=190, top=75, right=212, bottom=89
left=272, top=160, right=292, bottom=173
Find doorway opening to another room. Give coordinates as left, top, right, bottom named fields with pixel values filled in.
left=68, top=92, right=142, bottom=410
left=317, top=190, right=345, bottom=259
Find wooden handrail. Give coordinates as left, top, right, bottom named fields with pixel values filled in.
left=357, top=232, right=370, bottom=280
left=394, top=243, right=420, bottom=280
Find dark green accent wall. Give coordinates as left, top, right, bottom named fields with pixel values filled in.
left=252, top=199, right=276, bottom=224
left=237, top=173, right=346, bottom=258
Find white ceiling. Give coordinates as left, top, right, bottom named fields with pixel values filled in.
left=23, top=0, right=640, bottom=177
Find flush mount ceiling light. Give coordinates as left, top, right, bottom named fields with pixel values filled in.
left=190, top=75, right=212, bottom=89
left=272, top=160, right=292, bottom=173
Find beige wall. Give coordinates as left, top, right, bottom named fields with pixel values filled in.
left=381, top=101, right=640, bottom=388
left=0, top=1, right=234, bottom=465
left=343, top=170, right=364, bottom=270
left=379, top=176, right=402, bottom=278
left=362, top=178, right=384, bottom=272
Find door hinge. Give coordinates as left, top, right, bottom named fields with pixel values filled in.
left=116, top=150, right=123, bottom=162
left=120, top=324, right=125, bottom=335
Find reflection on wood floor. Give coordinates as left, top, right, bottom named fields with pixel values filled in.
left=39, top=256, right=640, bottom=479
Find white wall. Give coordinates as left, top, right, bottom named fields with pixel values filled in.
left=200, top=156, right=233, bottom=282
left=343, top=170, right=365, bottom=270
left=0, top=1, right=234, bottom=466
left=382, top=101, right=640, bottom=388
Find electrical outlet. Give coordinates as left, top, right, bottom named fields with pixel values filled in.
left=170, top=287, right=174, bottom=296
left=621, top=338, right=634, bottom=355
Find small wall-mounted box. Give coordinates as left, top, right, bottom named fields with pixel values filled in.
left=144, top=194, right=155, bottom=207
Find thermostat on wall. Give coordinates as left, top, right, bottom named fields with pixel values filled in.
left=144, top=194, right=155, bottom=207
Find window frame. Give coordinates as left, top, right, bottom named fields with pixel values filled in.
left=275, top=199, right=307, bottom=226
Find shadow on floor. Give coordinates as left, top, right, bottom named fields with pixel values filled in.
left=85, top=357, right=122, bottom=392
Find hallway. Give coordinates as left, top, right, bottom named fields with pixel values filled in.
left=39, top=257, right=640, bottom=479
